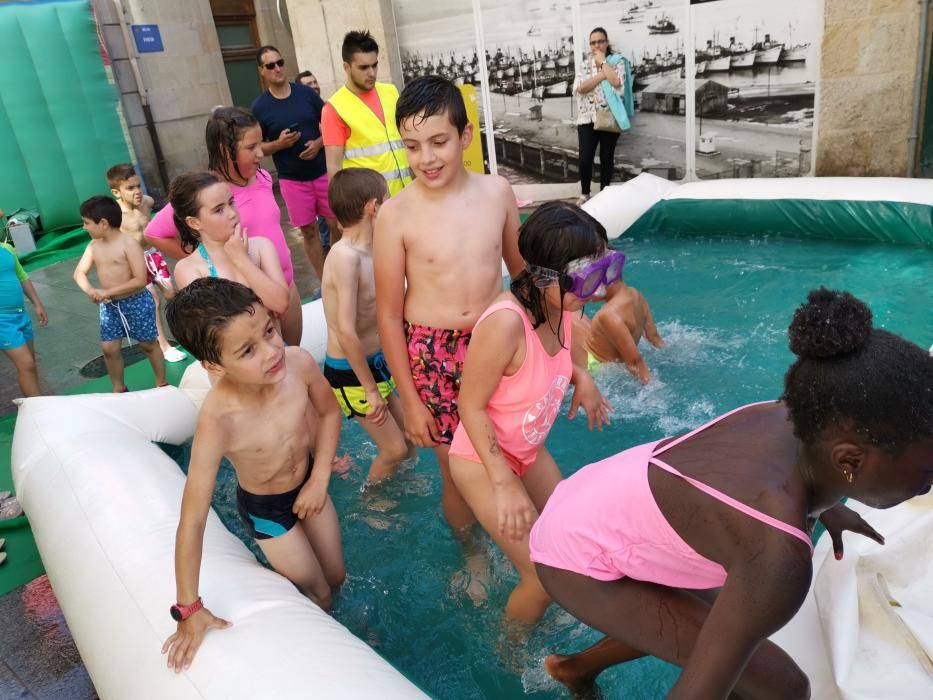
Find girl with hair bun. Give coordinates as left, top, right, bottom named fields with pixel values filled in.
left=532, top=287, right=933, bottom=699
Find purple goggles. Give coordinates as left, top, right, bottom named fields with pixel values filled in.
left=527, top=250, right=626, bottom=298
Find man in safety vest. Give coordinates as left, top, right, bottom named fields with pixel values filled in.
left=322, top=30, right=413, bottom=196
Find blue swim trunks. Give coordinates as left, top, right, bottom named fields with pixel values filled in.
left=236, top=455, right=313, bottom=540
left=99, top=289, right=158, bottom=342
left=0, top=308, right=33, bottom=351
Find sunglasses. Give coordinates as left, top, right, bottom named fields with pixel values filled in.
left=528, top=250, right=626, bottom=298
left=263, top=58, right=285, bottom=71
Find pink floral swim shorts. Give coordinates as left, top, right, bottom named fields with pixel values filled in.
left=405, top=321, right=472, bottom=445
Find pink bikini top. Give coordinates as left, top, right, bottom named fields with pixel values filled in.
left=649, top=401, right=814, bottom=553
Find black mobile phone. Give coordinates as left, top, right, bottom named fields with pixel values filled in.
left=287, top=122, right=300, bottom=132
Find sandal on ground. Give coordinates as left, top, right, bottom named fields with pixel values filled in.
left=576, top=194, right=591, bottom=206
left=163, top=346, right=187, bottom=363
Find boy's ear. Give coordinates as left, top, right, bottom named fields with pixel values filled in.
left=110, top=187, right=121, bottom=200
left=460, top=121, right=474, bottom=150
left=201, top=358, right=225, bottom=379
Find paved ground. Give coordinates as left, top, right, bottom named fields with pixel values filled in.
left=0, top=207, right=320, bottom=697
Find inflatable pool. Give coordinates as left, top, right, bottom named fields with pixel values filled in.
left=11, top=177, right=933, bottom=698
left=11, top=301, right=427, bottom=700
left=583, top=173, right=933, bottom=244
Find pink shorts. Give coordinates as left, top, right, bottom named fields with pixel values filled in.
left=279, top=175, right=333, bottom=228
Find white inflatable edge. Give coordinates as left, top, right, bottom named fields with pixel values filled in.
left=772, top=494, right=933, bottom=699
left=665, top=176, right=933, bottom=205
left=581, top=172, right=677, bottom=240
left=11, top=318, right=426, bottom=700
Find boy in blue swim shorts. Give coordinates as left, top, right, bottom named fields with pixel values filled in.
left=162, top=277, right=345, bottom=671
left=321, top=169, right=413, bottom=483
left=73, top=196, right=167, bottom=392
left=1, top=213, right=48, bottom=397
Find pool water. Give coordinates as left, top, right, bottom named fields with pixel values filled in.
left=164, top=233, right=933, bottom=699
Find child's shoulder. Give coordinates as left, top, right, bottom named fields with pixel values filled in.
left=473, top=171, right=512, bottom=195
left=284, top=344, right=315, bottom=371
left=322, top=239, right=361, bottom=271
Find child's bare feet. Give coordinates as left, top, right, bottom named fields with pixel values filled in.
left=545, top=654, right=600, bottom=697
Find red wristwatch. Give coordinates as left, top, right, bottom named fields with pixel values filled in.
left=170, top=597, right=203, bottom=622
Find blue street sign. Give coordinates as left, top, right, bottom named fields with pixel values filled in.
left=131, top=25, right=164, bottom=54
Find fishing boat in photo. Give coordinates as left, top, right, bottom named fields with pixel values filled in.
left=781, top=43, right=809, bottom=62
left=706, top=55, right=731, bottom=72
left=648, top=14, right=678, bottom=35
left=753, top=34, right=784, bottom=65
left=730, top=50, right=756, bottom=69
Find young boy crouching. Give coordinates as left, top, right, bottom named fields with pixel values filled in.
left=161, top=277, right=344, bottom=671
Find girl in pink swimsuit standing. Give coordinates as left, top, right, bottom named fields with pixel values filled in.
left=530, top=288, right=933, bottom=699
left=449, top=202, right=613, bottom=624
left=144, top=108, right=304, bottom=346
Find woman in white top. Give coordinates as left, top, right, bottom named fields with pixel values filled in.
left=573, top=27, right=627, bottom=206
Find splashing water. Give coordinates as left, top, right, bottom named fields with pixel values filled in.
left=162, top=233, right=933, bottom=698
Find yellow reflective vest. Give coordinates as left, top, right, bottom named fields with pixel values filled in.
left=328, top=82, right=412, bottom=195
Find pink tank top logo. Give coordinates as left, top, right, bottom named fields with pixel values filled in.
left=522, top=375, right=570, bottom=445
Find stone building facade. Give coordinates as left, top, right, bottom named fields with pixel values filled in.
left=96, top=0, right=933, bottom=192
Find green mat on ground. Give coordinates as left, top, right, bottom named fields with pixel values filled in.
left=19, top=226, right=90, bottom=273
left=0, top=354, right=192, bottom=597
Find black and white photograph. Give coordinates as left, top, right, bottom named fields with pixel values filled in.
left=395, top=0, right=580, bottom=185
left=580, top=0, right=688, bottom=181
left=690, top=0, right=819, bottom=178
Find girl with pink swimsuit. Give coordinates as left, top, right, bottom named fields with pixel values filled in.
left=144, top=107, right=303, bottom=346
left=531, top=288, right=933, bottom=699
left=449, top=202, right=612, bottom=624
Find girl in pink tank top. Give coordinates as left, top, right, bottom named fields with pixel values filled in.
left=531, top=288, right=933, bottom=700
left=144, top=108, right=303, bottom=346
left=448, top=202, right=615, bottom=625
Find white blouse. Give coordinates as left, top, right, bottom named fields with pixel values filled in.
left=573, top=55, right=627, bottom=126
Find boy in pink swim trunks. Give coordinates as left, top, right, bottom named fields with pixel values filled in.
left=374, top=76, right=524, bottom=529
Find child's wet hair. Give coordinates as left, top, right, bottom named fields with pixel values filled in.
left=166, top=277, right=260, bottom=366
left=328, top=168, right=387, bottom=227
left=168, top=171, right=223, bottom=253
left=782, top=287, right=933, bottom=449
left=511, top=201, right=609, bottom=328
left=106, top=163, right=137, bottom=189
left=79, top=195, right=122, bottom=228
left=206, top=106, right=259, bottom=184
left=396, top=76, right=468, bottom=135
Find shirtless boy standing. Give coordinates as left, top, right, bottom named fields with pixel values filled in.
left=374, top=76, right=523, bottom=529
left=161, top=277, right=345, bottom=671
left=73, top=196, right=167, bottom=391
left=573, top=277, right=664, bottom=383
left=322, top=168, right=413, bottom=483
left=106, top=163, right=186, bottom=362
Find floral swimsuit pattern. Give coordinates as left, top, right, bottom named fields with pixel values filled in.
left=405, top=321, right=472, bottom=444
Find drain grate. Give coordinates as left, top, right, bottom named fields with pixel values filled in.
left=79, top=345, right=150, bottom=378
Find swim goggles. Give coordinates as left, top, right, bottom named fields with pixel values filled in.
left=526, top=250, right=626, bottom=298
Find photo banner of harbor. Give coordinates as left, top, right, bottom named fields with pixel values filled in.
left=392, top=0, right=822, bottom=185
